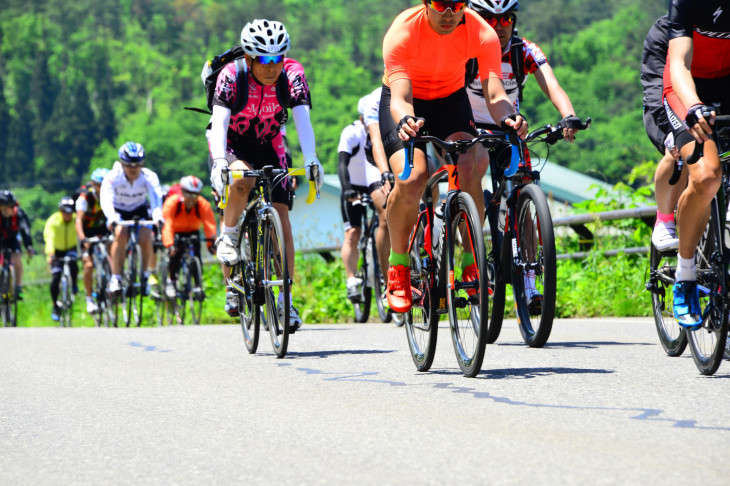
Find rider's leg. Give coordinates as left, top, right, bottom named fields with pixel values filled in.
left=370, top=189, right=390, bottom=286
left=82, top=254, right=94, bottom=297
left=11, top=252, right=23, bottom=286
left=652, top=149, right=686, bottom=250
left=139, top=227, right=154, bottom=274
left=342, top=227, right=361, bottom=280
left=110, top=225, right=128, bottom=277
left=218, top=159, right=254, bottom=265
left=387, top=149, right=429, bottom=256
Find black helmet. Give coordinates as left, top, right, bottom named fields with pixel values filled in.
left=59, top=197, right=75, bottom=213
left=0, top=190, right=16, bottom=206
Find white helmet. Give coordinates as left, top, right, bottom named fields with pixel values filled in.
left=357, top=95, right=370, bottom=118
left=240, top=19, right=290, bottom=57
left=180, top=175, right=204, bottom=194
left=471, top=0, right=519, bottom=15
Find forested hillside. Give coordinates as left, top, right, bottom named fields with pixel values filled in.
left=1, top=0, right=668, bottom=204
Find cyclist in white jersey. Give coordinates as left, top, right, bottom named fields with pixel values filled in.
left=100, top=142, right=164, bottom=295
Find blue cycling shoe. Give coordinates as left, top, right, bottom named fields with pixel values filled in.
left=673, top=281, right=703, bottom=331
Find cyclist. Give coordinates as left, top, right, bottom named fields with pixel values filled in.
left=0, top=190, right=35, bottom=300
left=380, top=0, right=527, bottom=312
left=468, top=0, right=579, bottom=313
left=161, top=175, right=217, bottom=298
left=44, top=197, right=78, bottom=322
left=208, top=19, right=323, bottom=329
left=641, top=15, right=683, bottom=252
left=75, top=168, right=111, bottom=314
left=100, top=142, right=164, bottom=296
left=665, top=0, right=730, bottom=329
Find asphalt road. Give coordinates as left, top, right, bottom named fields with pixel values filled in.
left=1, top=318, right=728, bottom=485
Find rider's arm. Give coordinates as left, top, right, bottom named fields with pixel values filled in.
left=667, top=36, right=702, bottom=110
left=482, top=76, right=526, bottom=134
left=367, top=123, right=390, bottom=176
left=16, top=207, right=33, bottom=249
left=338, top=152, right=354, bottom=194
left=209, top=105, right=231, bottom=162
left=144, top=169, right=164, bottom=216
left=43, top=214, right=57, bottom=257
left=99, top=172, right=119, bottom=226
left=74, top=196, right=87, bottom=242
left=161, top=197, right=176, bottom=248
left=198, top=198, right=218, bottom=246
left=291, top=105, right=316, bottom=158
left=532, top=65, right=575, bottom=118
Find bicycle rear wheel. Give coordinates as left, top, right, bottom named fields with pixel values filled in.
left=176, top=264, right=188, bottom=325
left=484, top=203, right=505, bottom=344
left=238, top=223, right=260, bottom=353
left=187, top=257, right=204, bottom=325
left=371, top=227, right=392, bottom=323
left=648, top=244, right=687, bottom=356
left=687, top=202, right=729, bottom=375
left=263, top=208, right=290, bottom=358
left=353, top=238, right=372, bottom=323
left=405, top=214, right=439, bottom=372
left=60, top=268, right=73, bottom=327
left=511, top=184, right=556, bottom=348
left=443, top=192, right=488, bottom=377
left=154, top=254, right=168, bottom=326
left=2, top=266, right=17, bottom=327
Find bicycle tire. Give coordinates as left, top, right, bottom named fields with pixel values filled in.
left=60, top=266, right=73, bottom=327
left=648, top=244, right=687, bottom=356
left=122, top=245, right=137, bottom=327
left=0, top=267, right=7, bottom=326
left=263, top=208, right=290, bottom=358
left=372, top=227, right=392, bottom=323
left=176, top=262, right=188, bottom=325
left=133, top=245, right=144, bottom=327
left=687, top=201, right=729, bottom=375
left=8, top=264, right=18, bottom=327
left=92, top=257, right=104, bottom=327
left=188, top=256, right=204, bottom=325
left=154, top=254, right=168, bottom=326
left=392, top=312, right=405, bottom=327
left=238, top=223, right=260, bottom=353
left=443, top=192, right=488, bottom=377
left=353, top=238, right=372, bottom=323
left=405, top=213, right=439, bottom=372
left=511, top=184, right=556, bottom=348
left=484, top=206, right=505, bottom=344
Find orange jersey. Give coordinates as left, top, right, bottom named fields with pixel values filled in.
left=382, top=6, right=502, bottom=100
left=161, top=195, right=217, bottom=247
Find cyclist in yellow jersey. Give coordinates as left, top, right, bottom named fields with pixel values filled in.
left=44, top=198, right=78, bottom=322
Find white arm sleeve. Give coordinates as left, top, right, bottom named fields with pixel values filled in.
left=99, top=175, right=117, bottom=223
left=144, top=170, right=163, bottom=212
left=292, top=104, right=316, bottom=157
left=209, top=105, right=232, bottom=161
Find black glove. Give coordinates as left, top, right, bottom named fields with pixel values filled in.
left=500, top=113, right=527, bottom=131
left=380, top=171, right=394, bottom=186
left=343, top=189, right=358, bottom=200
left=685, top=104, right=715, bottom=128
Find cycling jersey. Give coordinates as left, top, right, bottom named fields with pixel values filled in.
left=361, top=87, right=382, bottom=129
left=161, top=195, right=217, bottom=248
left=382, top=6, right=502, bottom=100
left=0, top=206, right=33, bottom=250
left=43, top=212, right=77, bottom=256
left=337, top=120, right=381, bottom=191
left=75, top=186, right=107, bottom=231
left=466, top=36, right=547, bottom=125
left=99, top=162, right=163, bottom=224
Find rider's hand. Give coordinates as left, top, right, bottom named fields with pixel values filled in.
left=559, top=114, right=581, bottom=143
left=210, top=158, right=228, bottom=197
left=343, top=189, right=359, bottom=202
left=26, top=246, right=36, bottom=257
left=152, top=208, right=165, bottom=228
left=380, top=171, right=393, bottom=197
left=397, top=115, right=425, bottom=142
left=304, top=154, right=324, bottom=191
left=501, top=113, right=528, bottom=140
left=168, top=246, right=177, bottom=257
left=685, top=104, right=716, bottom=144
left=207, top=243, right=216, bottom=256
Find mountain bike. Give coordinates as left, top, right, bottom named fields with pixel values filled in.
left=482, top=116, right=590, bottom=347
left=349, top=193, right=393, bottom=324
left=647, top=114, right=730, bottom=375
left=170, top=234, right=209, bottom=325
left=85, top=235, right=114, bottom=327
left=55, top=254, right=78, bottom=328
left=0, top=247, right=18, bottom=327
left=401, top=128, right=493, bottom=377
left=113, top=218, right=156, bottom=327
left=220, top=164, right=319, bottom=358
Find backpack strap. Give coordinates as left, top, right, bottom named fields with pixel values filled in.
left=230, top=58, right=249, bottom=115
left=509, top=34, right=525, bottom=103
left=464, top=58, right=479, bottom=86
left=275, top=69, right=291, bottom=109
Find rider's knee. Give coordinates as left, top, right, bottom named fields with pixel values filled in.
left=344, top=227, right=360, bottom=245
left=691, top=166, right=722, bottom=198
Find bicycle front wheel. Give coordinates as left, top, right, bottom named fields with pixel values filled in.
left=154, top=254, right=168, bottom=326
left=511, top=184, right=556, bottom=348
left=405, top=214, right=439, bottom=372
left=238, top=223, right=260, bottom=353
left=353, top=239, right=372, bottom=323
left=60, top=268, right=73, bottom=327
left=648, top=244, right=687, bottom=356
left=687, top=201, right=729, bottom=375
left=371, top=227, right=392, bottom=323
left=2, top=265, right=18, bottom=327
left=187, top=257, right=204, bottom=325
left=263, top=208, right=290, bottom=358
left=443, top=192, right=488, bottom=378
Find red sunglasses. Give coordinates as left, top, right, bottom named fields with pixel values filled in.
left=485, top=14, right=516, bottom=28
left=427, top=1, right=469, bottom=14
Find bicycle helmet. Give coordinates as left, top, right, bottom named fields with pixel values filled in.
left=357, top=94, right=370, bottom=118
left=241, top=19, right=290, bottom=57
left=90, top=168, right=110, bottom=183
left=118, top=141, right=145, bottom=165
left=180, top=175, right=204, bottom=194
left=59, top=196, right=75, bottom=213
left=471, top=0, right=519, bottom=15
left=0, top=190, right=16, bottom=206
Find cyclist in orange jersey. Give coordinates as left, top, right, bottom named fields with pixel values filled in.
left=380, top=0, right=527, bottom=312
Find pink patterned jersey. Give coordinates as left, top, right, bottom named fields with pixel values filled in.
left=212, top=58, right=311, bottom=166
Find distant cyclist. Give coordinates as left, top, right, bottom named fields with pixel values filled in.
left=44, top=197, right=78, bottom=322
left=75, top=168, right=111, bottom=314
left=161, top=175, right=217, bottom=298
left=0, top=190, right=35, bottom=300
left=100, top=142, right=164, bottom=296
left=207, top=19, right=323, bottom=328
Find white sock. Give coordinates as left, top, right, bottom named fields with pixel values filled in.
left=86, top=296, right=94, bottom=303
left=676, top=256, right=696, bottom=282
left=223, top=225, right=237, bottom=234
left=113, top=274, right=122, bottom=281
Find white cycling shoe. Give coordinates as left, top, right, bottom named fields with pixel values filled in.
left=216, top=234, right=240, bottom=266
left=652, top=221, right=679, bottom=251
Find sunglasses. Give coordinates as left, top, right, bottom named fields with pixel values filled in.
left=182, top=190, right=199, bottom=198
left=427, top=1, right=468, bottom=14
left=485, top=14, right=515, bottom=28
left=254, top=55, right=285, bottom=65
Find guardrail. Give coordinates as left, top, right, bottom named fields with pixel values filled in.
left=300, top=206, right=658, bottom=262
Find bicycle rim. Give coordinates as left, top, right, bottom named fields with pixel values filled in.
left=238, top=225, right=259, bottom=353
left=61, top=273, right=72, bottom=327
left=8, top=265, right=18, bottom=327
left=353, top=243, right=372, bottom=323
left=445, top=193, right=488, bottom=377
left=512, top=184, right=556, bottom=347
left=372, top=228, right=392, bottom=323
left=189, top=257, right=203, bottom=324
left=648, top=245, right=687, bottom=356
left=264, top=209, right=289, bottom=357
left=484, top=206, right=505, bottom=343
left=687, top=202, right=729, bottom=375
left=405, top=215, right=439, bottom=372
left=177, top=266, right=188, bottom=325
left=133, top=245, right=144, bottom=326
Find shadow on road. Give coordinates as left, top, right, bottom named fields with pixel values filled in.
left=498, top=341, right=654, bottom=349
left=426, top=367, right=613, bottom=379
left=284, top=349, right=397, bottom=359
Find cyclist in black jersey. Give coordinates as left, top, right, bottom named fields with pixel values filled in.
left=664, top=0, right=730, bottom=329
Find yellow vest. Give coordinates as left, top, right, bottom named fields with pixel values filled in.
left=44, top=212, right=77, bottom=256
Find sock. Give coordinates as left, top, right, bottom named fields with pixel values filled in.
left=389, top=250, right=409, bottom=268
left=676, top=256, right=697, bottom=282
left=86, top=296, right=94, bottom=303
left=143, top=270, right=150, bottom=278
left=461, top=252, right=475, bottom=270
left=223, top=225, right=237, bottom=234
left=655, top=210, right=675, bottom=225
left=113, top=274, right=122, bottom=281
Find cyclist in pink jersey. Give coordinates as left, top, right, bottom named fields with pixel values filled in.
left=208, top=19, right=323, bottom=330
left=380, top=1, right=527, bottom=312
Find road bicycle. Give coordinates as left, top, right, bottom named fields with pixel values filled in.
left=0, top=247, right=18, bottom=327
left=483, top=116, right=590, bottom=347
left=151, top=236, right=177, bottom=326
left=349, top=193, right=394, bottom=324
left=646, top=113, right=730, bottom=375
left=113, top=218, right=156, bottom=327
left=55, top=254, right=78, bottom=328
left=401, top=127, right=493, bottom=377
left=220, top=164, right=318, bottom=358
left=84, top=235, right=114, bottom=327
left=169, top=234, right=209, bottom=325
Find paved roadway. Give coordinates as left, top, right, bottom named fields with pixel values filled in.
left=1, top=318, right=729, bottom=485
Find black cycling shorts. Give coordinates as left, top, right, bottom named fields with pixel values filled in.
left=340, top=184, right=378, bottom=231
left=116, top=205, right=150, bottom=221
left=216, top=144, right=293, bottom=207
left=0, top=237, right=21, bottom=253
left=643, top=106, right=672, bottom=155
left=379, top=86, right=477, bottom=161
